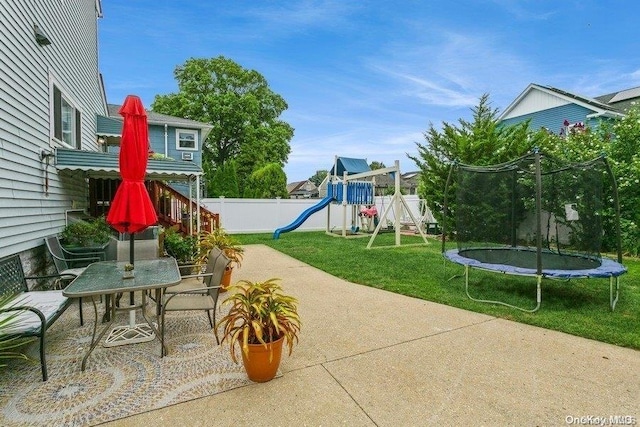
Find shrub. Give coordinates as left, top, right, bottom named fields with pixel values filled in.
left=61, top=216, right=111, bottom=247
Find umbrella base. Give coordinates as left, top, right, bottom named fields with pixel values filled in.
left=104, top=322, right=156, bottom=347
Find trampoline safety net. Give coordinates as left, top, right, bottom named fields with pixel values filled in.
left=447, top=151, right=619, bottom=273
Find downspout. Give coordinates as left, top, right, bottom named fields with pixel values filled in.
left=196, top=175, right=201, bottom=234
left=164, top=124, right=168, bottom=156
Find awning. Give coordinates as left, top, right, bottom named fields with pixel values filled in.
left=55, top=147, right=202, bottom=180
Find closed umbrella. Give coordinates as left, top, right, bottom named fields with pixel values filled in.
left=105, top=95, right=158, bottom=346
left=107, top=94, right=157, bottom=259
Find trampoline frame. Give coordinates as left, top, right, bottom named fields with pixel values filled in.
left=444, top=248, right=624, bottom=312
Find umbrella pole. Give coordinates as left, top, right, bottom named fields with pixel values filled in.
left=129, top=233, right=135, bottom=312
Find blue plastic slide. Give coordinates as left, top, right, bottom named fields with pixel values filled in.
left=273, top=196, right=334, bottom=239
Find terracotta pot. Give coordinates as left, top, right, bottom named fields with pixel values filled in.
left=220, top=266, right=233, bottom=291
left=240, top=335, right=284, bottom=382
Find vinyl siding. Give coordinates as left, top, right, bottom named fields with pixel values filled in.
left=501, top=104, right=596, bottom=134
left=0, top=0, right=105, bottom=257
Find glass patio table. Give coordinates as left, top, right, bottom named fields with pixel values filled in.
left=63, top=258, right=181, bottom=371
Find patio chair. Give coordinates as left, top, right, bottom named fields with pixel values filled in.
left=160, top=250, right=230, bottom=356
left=167, top=247, right=223, bottom=294
left=45, top=235, right=103, bottom=324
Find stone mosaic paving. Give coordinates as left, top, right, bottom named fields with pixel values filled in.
left=0, top=299, right=250, bottom=426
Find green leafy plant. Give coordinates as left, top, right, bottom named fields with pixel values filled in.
left=162, top=227, right=198, bottom=264
left=61, top=216, right=111, bottom=247
left=196, top=227, right=244, bottom=268
left=219, top=278, right=301, bottom=363
left=0, top=294, right=33, bottom=367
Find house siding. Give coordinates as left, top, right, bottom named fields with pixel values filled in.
left=164, top=127, right=203, bottom=164
left=501, top=104, right=596, bottom=135
left=0, top=0, right=105, bottom=258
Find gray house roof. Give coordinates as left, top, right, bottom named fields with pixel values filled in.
left=99, top=104, right=213, bottom=141
left=595, top=86, right=640, bottom=113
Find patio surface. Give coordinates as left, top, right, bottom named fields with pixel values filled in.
left=105, top=244, right=639, bottom=426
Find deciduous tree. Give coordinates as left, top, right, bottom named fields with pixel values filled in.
left=309, top=170, right=328, bottom=186
left=152, top=56, right=294, bottom=195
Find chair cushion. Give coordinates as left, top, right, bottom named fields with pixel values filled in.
left=0, top=291, right=69, bottom=334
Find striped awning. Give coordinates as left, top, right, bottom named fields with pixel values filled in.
left=54, top=147, right=202, bottom=180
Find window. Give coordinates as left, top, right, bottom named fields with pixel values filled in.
left=51, top=82, right=81, bottom=149
left=176, top=129, right=198, bottom=150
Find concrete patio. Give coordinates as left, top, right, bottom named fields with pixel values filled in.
left=106, top=244, right=639, bottom=426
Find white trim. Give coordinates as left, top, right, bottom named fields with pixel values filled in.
left=499, top=83, right=613, bottom=121
left=175, top=128, right=198, bottom=151
left=48, top=71, right=82, bottom=149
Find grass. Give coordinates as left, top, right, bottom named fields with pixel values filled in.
left=236, top=231, right=640, bottom=351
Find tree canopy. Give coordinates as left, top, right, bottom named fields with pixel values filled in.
left=151, top=56, right=294, bottom=196
left=369, top=161, right=386, bottom=170
left=308, top=170, right=328, bottom=187
left=244, top=163, right=288, bottom=198
left=408, top=94, right=531, bottom=227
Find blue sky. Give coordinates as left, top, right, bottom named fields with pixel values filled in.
left=99, top=1, right=640, bottom=182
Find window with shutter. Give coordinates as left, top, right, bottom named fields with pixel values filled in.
left=50, top=81, right=82, bottom=148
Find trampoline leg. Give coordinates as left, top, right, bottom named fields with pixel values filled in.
left=464, top=266, right=541, bottom=313
left=610, top=276, right=619, bottom=311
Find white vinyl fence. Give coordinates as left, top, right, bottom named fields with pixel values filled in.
left=201, top=195, right=435, bottom=235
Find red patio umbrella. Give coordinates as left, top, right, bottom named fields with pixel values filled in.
left=106, top=95, right=157, bottom=265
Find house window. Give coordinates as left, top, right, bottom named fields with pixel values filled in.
left=52, top=83, right=81, bottom=149
left=176, top=129, right=198, bottom=150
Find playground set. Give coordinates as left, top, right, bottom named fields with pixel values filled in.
left=274, top=156, right=429, bottom=249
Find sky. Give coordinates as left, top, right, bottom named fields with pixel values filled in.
left=98, top=0, right=640, bottom=182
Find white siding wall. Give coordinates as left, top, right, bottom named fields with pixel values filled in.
left=502, top=88, right=570, bottom=120
left=0, top=0, right=105, bottom=257
left=203, top=195, right=434, bottom=234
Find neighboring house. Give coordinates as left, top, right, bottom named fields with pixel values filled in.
left=0, top=1, right=212, bottom=261
left=401, top=171, right=420, bottom=195
left=499, top=83, right=640, bottom=134
left=370, top=171, right=420, bottom=196
left=287, top=180, right=319, bottom=199
left=101, top=104, right=212, bottom=166
left=100, top=104, right=212, bottom=198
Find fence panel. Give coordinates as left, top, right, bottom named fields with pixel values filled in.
left=201, top=195, right=434, bottom=234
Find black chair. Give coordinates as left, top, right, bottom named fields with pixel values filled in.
left=44, top=236, right=103, bottom=324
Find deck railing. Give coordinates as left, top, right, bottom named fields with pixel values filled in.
left=148, top=181, right=219, bottom=235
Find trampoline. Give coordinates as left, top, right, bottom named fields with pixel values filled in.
left=442, top=150, right=627, bottom=312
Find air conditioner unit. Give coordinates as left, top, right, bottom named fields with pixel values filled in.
left=181, top=152, right=193, bottom=161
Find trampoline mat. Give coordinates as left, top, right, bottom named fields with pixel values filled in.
left=461, top=247, right=599, bottom=270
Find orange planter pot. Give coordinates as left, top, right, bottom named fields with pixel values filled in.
left=220, top=266, right=233, bottom=292
left=240, top=336, right=284, bottom=382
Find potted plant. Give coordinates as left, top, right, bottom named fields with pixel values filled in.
left=60, top=215, right=111, bottom=249
left=122, top=262, right=135, bottom=279
left=161, top=227, right=198, bottom=275
left=219, top=278, right=301, bottom=382
left=0, top=294, right=32, bottom=367
left=196, top=227, right=244, bottom=289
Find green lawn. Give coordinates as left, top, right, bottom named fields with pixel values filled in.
left=237, top=231, right=640, bottom=350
